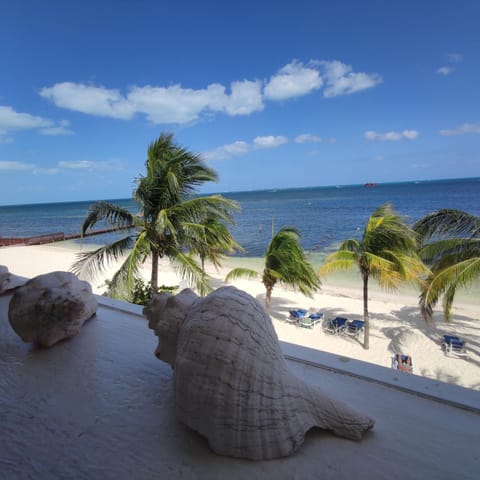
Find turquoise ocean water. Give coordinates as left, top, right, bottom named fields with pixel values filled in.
left=1, top=177, right=479, bottom=303
left=1, top=177, right=478, bottom=257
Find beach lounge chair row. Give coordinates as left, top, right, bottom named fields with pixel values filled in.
left=287, top=309, right=324, bottom=329
left=325, top=317, right=365, bottom=337
left=442, top=335, right=467, bottom=357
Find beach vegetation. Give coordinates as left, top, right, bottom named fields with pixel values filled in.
left=413, top=209, right=480, bottom=322
left=319, top=203, right=427, bottom=349
left=72, top=132, right=240, bottom=299
left=102, top=278, right=179, bottom=306
left=225, top=227, right=320, bottom=312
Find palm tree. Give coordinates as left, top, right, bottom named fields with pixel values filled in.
left=319, top=203, right=427, bottom=349
left=72, top=132, right=240, bottom=298
left=413, top=209, right=480, bottom=322
left=225, top=227, right=320, bottom=313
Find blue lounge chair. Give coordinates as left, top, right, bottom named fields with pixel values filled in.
left=289, top=309, right=308, bottom=318
left=308, top=311, right=324, bottom=327
left=392, top=354, right=413, bottom=373
left=345, top=320, right=365, bottom=337
left=325, top=317, right=348, bottom=335
left=287, top=309, right=308, bottom=324
left=298, top=311, right=324, bottom=329
left=299, top=316, right=314, bottom=329
left=442, top=335, right=467, bottom=357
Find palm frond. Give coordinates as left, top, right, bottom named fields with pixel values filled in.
left=319, top=250, right=357, bottom=276
left=155, top=209, right=179, bottom=243
left=106, top=232, right=150, bottom=298
left=173, top=195, right=240, bottom=224
left=71, top=235, right=135, bottom=280
left=339, top=238, right=361, bottom=253
left=225, top=268, right=259, bottom=282
left=81, top=201, right=135, bottom=234
left=420, top=257, right=480, bottom=322
left=413, top=209, right=480, bottom=243
left=168, top=250, right=211, bottom=296
left=420, top=238, right=480, bottom=266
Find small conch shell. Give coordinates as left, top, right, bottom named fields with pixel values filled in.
left=8, top=271, right=98, bottom=347
left=145, top=286, right=374, bottom=460
left=0, top=265, right=26, bottom=294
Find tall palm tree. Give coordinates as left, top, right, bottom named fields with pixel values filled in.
left=72, top=132, right=239, bottom=298
left=413, top=209, right=480, bottom=322
left=225, top=227, right=320, bottom=312
left=320, top=203, right=427, bottom=349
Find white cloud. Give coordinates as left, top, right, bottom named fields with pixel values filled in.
left=33, top=167, right=59, bottom=175
left=319, top=60, right=382, bottom=98
left=436, top=53, right=463, bottom=76
left=436, top=66, right=453, bottom=76
left=57, top=159, right=124, bottom=170
left=253, top=135, right=288, bottom=149
left=0, top=161, right=36, bottom=171
left=58, top=160, right=96, bottom=169
left=40, top=83, right=135, bottom=120
left=223, top=80, right=264, bottom=115
left=130, top=80, right=264, bottom=123
left=295, top=133, right=321, bottom=144
left=41, top=119, right=73, bottom=136
left=0, top=158, right=124, bottom=175
left=41, top=80, right=264, bottom=125
left=40, top=126, right=74, bottom=136
left=364, top=130, right=419, bottom=141
left=440, top=123, right=480, bottom=136
left=447, top=53, right=463, bottom=63
left=202, top=141, right=250, bottom=161
left=264, top=60, right=323, bottom=101
left=402, top=130, right=419, bottom=139
left=0, top=105, right=73, bottom=139
left=128, top=84, right=219, bottom=124
left=0, top=161, right=59, bottom=175
left=0, top=105, right=52, bottom=131
left=40, top=60, right=382, bottom=125
left=204, top=135, right=288, bottom=161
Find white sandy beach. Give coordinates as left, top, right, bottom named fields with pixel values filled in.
left=1, top=242, right=479, bottom=391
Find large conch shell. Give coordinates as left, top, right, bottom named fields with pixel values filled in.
left=145, top=286, right=374, bottom=460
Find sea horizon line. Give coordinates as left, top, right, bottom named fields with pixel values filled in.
left=1, top=175, right=479, bottom=209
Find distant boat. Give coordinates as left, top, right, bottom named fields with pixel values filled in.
left=364, top=182, right=377, bottom=188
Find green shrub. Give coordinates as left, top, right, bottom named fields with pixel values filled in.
left=102, top=278, right=179, bottom=306
left=132, top=278, right=179, bottom=305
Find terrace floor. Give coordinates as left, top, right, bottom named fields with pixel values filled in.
left=1, top=294, right=479, bottom=480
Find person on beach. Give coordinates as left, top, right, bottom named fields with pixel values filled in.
left=395, top=354, right=412, bottom=373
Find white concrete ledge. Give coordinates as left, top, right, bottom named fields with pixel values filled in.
left=1, top=293, right=479, bottom=479
left=97, top=295, right=480, bottom=413
left=281, top=342, right=480, bottom=414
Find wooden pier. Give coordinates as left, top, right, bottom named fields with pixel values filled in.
left=0, top=225, right=133, bottom=247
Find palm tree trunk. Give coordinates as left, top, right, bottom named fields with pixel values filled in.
left=151, top=246, right=159, bottom=292
left=265, top=285, right=273, bottom=313
left=361, top=269, right=370, bottom=350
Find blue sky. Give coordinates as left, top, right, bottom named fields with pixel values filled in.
left=1, top=0, right=479, bottom=205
